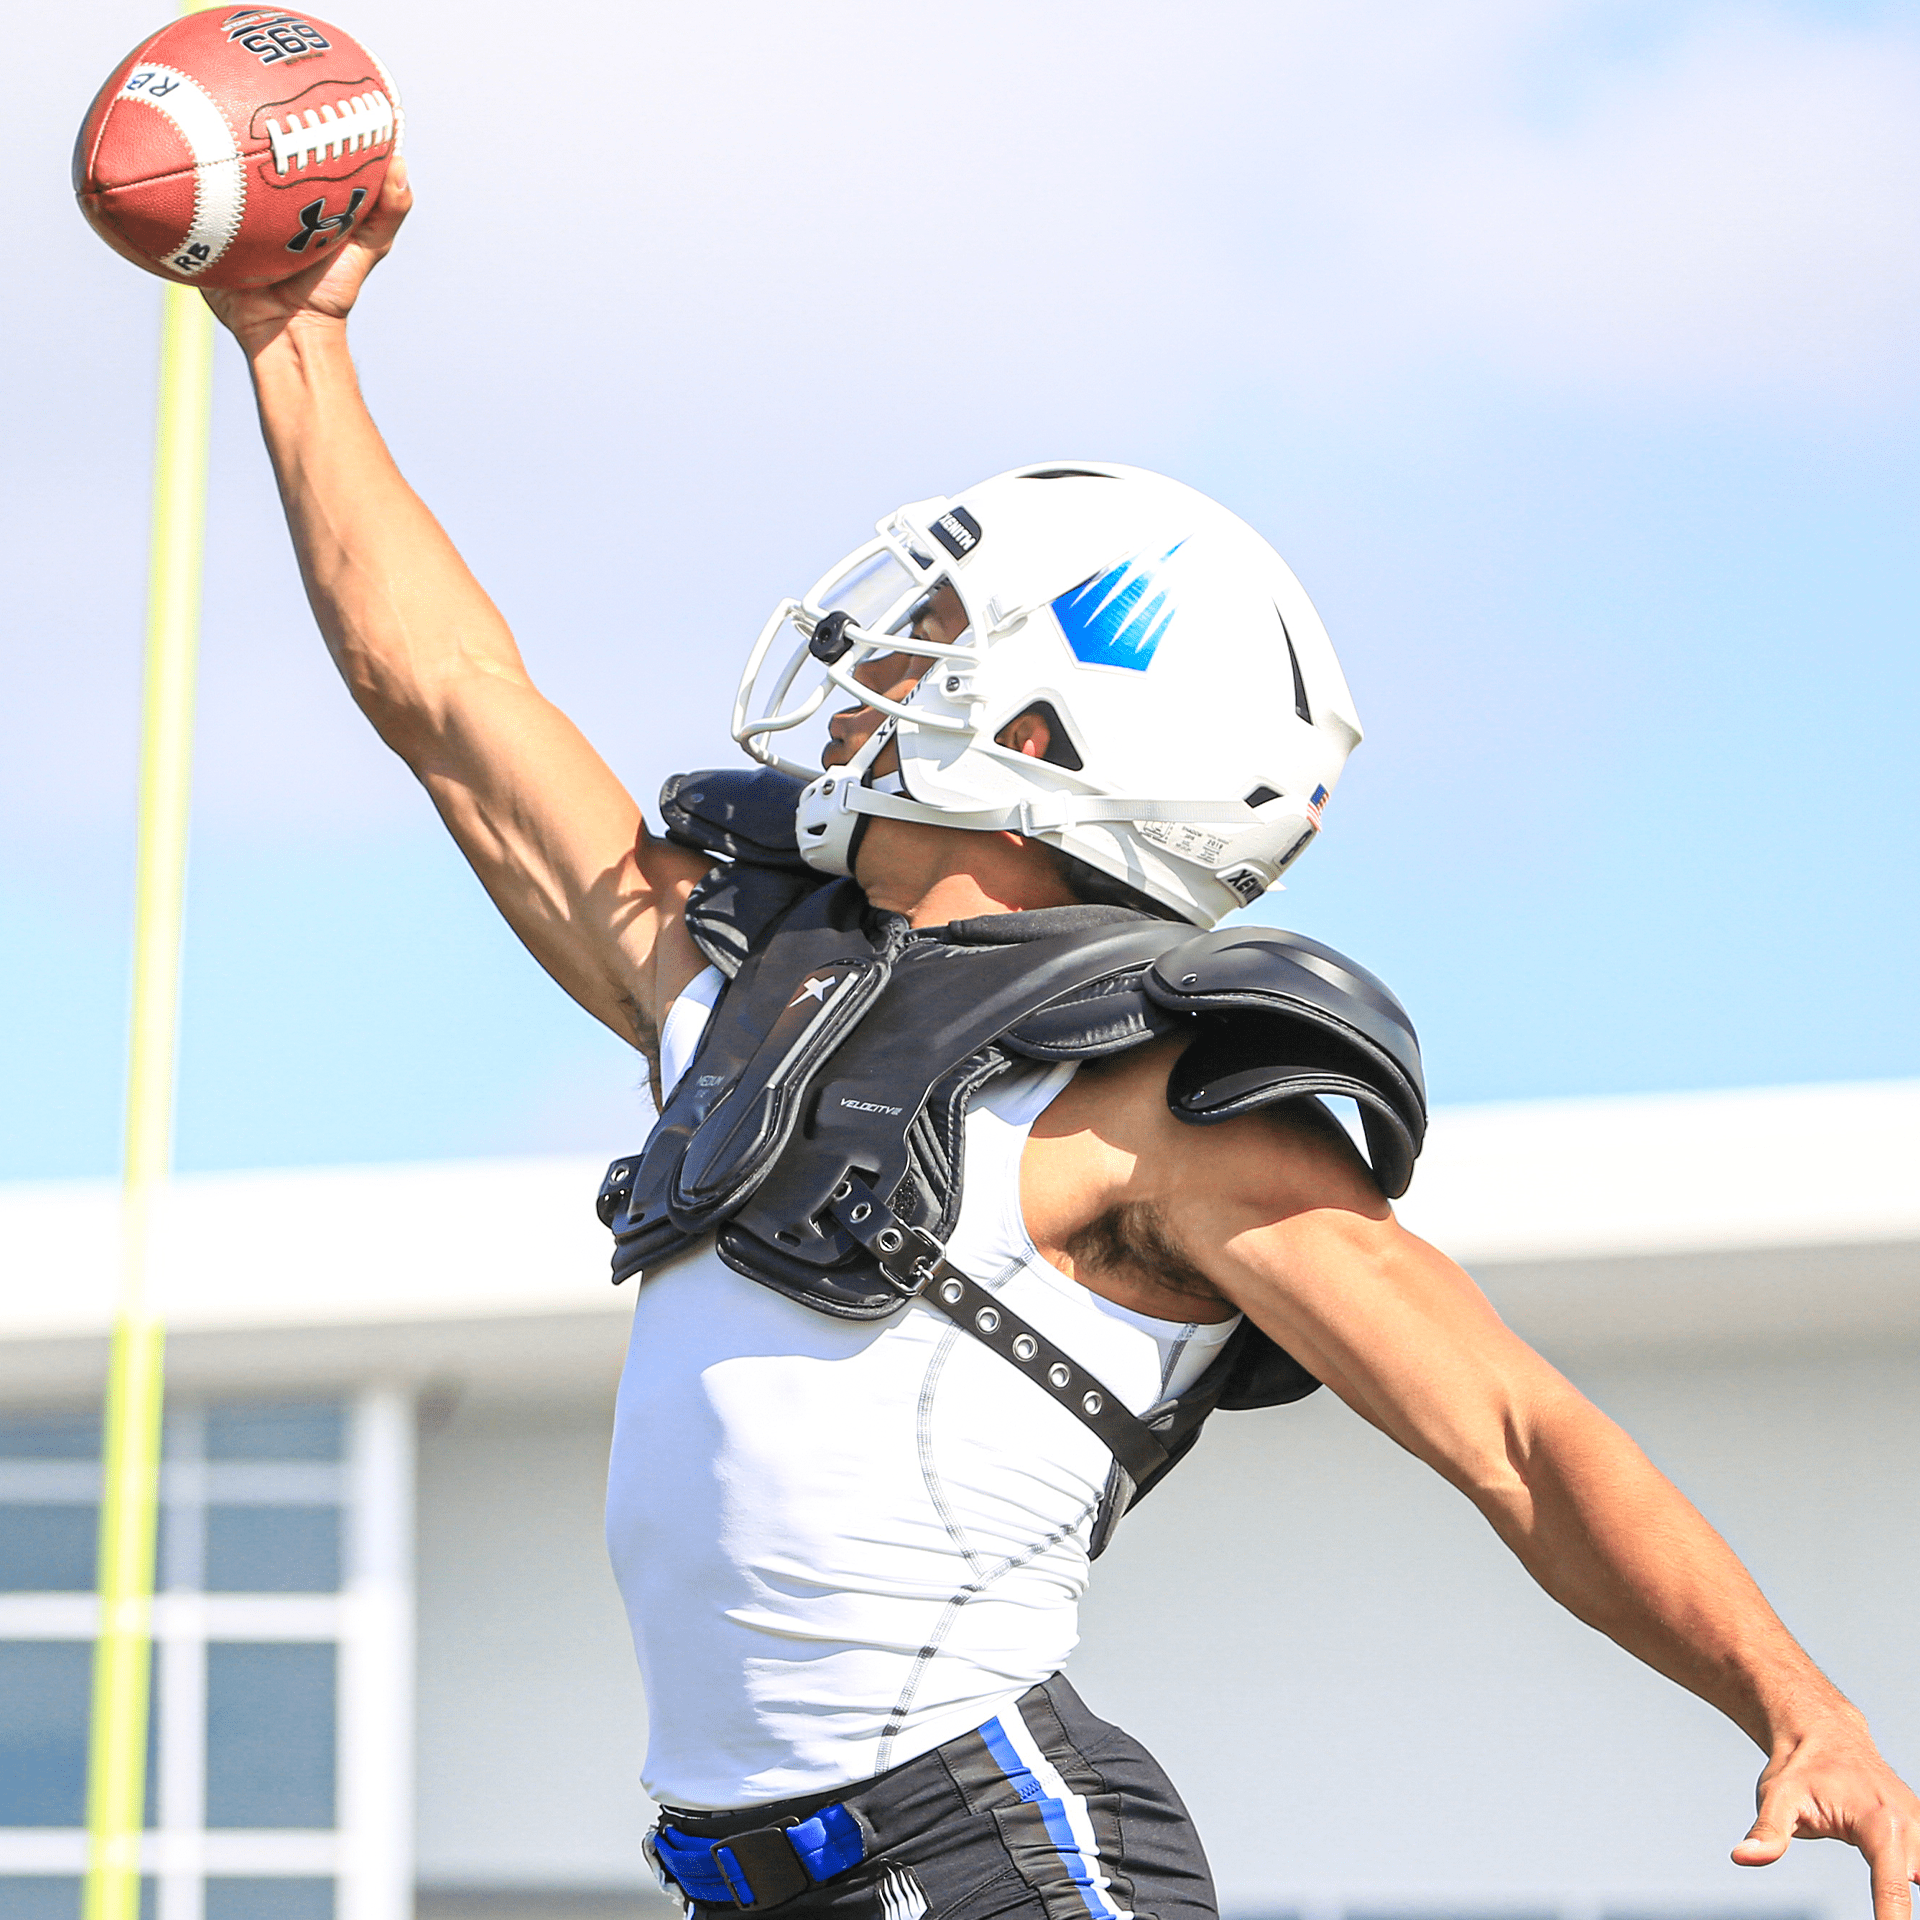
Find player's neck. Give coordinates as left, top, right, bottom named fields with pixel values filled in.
left=889, top=869, right=1076, bottom=928
left=854, top=819, right=1078, bottom=928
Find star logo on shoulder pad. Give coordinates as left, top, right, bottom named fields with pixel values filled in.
left=787, top=974, right=837, bottom=1009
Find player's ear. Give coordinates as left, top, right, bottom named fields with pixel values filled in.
left=996, top=709, right=1053, bottom=759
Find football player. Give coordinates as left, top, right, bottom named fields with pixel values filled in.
left=206, top=165, right=1920, bottom=1920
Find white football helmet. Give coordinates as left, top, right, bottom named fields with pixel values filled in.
left=733, top=462, right=1363, bottom=928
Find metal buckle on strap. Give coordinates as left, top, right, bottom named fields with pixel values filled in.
left=871, top=1221, right=944, bottom=1297
left=707, top=1823, right=813, bottom=1910
left=826, top=1181, right=942, bottom=1297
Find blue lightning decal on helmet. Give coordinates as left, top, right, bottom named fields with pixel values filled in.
left=1051, top=542, right=1185, bottom=671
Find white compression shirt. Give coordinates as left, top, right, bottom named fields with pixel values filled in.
left=605, top=964, right=1240, bottom=1810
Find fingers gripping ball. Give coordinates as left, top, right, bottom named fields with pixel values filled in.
left=74, top=8, right=401, bottom=289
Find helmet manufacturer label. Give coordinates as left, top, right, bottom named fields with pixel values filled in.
left=930, top=507, right=982, bottom=559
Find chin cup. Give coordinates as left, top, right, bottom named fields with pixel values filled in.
left=795, top=718, right=896, bottom=877
left=794, top=772, right=862, bottom=877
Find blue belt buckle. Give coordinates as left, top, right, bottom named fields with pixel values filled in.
left=703, top=1824, right=813, bottom=1909
left=648, top=1801, right=865, bottom=1910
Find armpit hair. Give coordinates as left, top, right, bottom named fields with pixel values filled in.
left=617, top=989, right=664, bottom=1110
left=1063, top=1199, right=1220, bottom=1301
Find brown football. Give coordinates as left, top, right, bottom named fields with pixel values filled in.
left=74, top=8, right=401, bottom=290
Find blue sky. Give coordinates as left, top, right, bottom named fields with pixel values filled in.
left=6, top=0, right=1916, bottom=1179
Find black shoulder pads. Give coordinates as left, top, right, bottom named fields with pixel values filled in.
left=683, top=862, right=826, bottom=977
left=1001, top=972, right=1181, bottom=1060
left=659, top=768, right=812, bottom=868
left=989, top=906, right=1184, bottom=1060
left=1146, top=927, right=1426, bottom=1199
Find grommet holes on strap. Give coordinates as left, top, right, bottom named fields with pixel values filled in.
left=822, top=1174, right=1170, bottom=1483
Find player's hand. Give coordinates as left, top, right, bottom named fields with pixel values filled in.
left=1733, top=1716, right=1920, bottom=1920
left=203, top=155, right=411, bottom=356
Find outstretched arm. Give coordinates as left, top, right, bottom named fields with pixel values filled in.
left=206, top=163, right=711, bottom=1057
left=1170, top=1115, right=1920, bottom=1919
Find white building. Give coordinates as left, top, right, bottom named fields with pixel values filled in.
left=2, top=1081, right=1915, bottom=1920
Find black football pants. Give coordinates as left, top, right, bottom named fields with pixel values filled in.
left=655, top=1674, right=1217, bottom=1920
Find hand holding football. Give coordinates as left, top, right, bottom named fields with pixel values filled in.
left=74, top=7, right=401, bottom=290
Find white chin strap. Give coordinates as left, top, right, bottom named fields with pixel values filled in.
left=795, top=733, right=1275, bottom=881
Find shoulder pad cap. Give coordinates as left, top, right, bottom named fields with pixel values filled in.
left=659, top=769, right=810, bottom=868
left=1148, top=927, right=1427, bottom=1198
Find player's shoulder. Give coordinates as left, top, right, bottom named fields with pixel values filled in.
left=1171, top=1081, right=1391, bottom=1220
left=1038, top=1035, right=1381, bottom=1223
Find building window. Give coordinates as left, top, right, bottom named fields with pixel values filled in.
left=0, top=1392, right=412, bottom=1920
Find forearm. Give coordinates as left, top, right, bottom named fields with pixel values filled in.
left=237, top=306, right=679, bottom=1042
left=1402, top=1354, right=1917, bottom=1903
left=1488, top=1389, right=1858, bottom=1754
left=1222, top=1195, right=1865, bottom=1763
left=244, top=314, right=528, bottom=754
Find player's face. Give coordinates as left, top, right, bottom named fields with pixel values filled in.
left=820, top=584, right=968, bottom=771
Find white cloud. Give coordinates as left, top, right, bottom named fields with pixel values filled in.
left=1249, top=7, right=1920, bottom=402
left=451, top=0, right=1920, bottom=411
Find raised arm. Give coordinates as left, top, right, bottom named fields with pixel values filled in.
left=205, top=164, right=711, bottom=1060
left=1163, top=1113, right=1920, bottom=1919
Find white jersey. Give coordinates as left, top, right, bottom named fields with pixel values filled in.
left=605, top=965, right=1239, bottom=1811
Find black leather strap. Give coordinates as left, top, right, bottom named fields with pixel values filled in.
left=824, top=1177, right=1170, bottom=1486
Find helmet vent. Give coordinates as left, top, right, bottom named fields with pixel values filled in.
left=1278, top=611, right=1313, bottom=724
left=1021, top=468, right=1115, bottom=481
left=1007, top=701, right=1085, bottom=771
left=1245, top=785, right=1283, bottom=809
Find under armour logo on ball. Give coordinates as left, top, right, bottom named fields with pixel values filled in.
left=286, top=187, right=367, bottom=253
